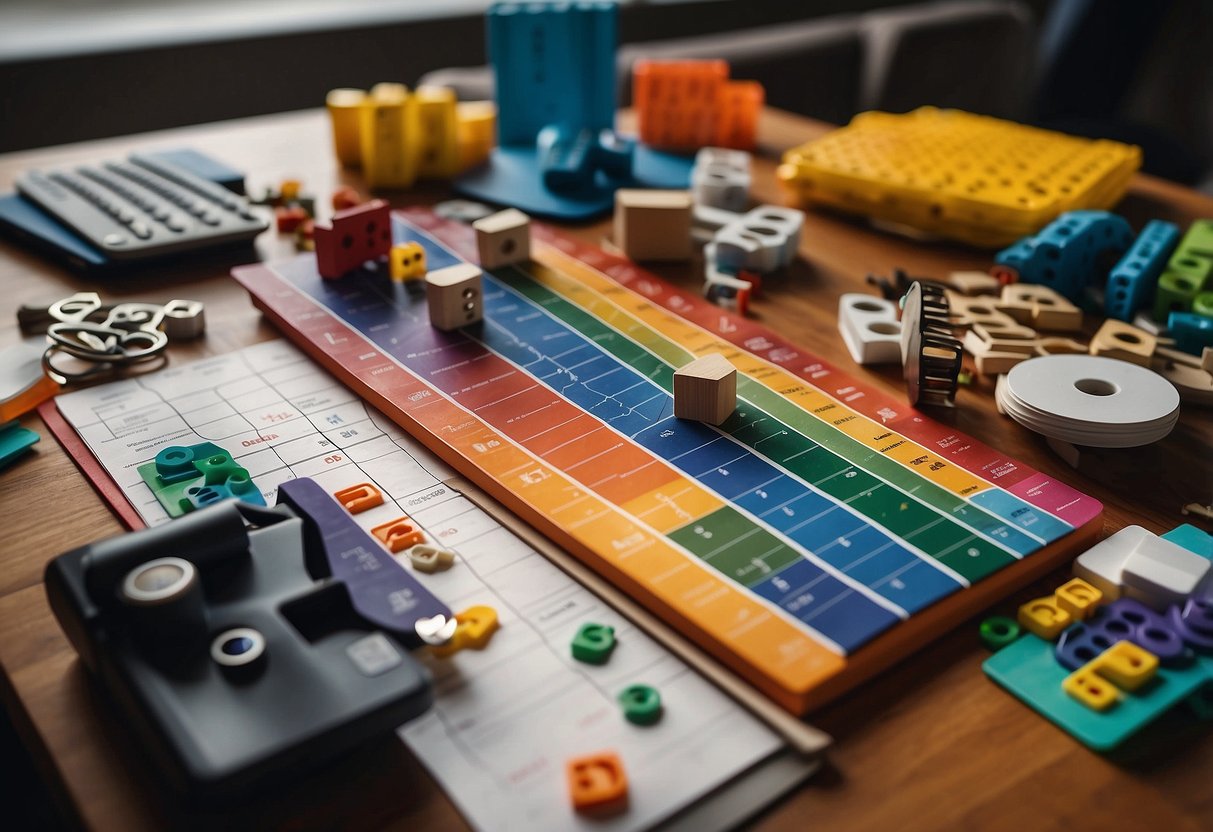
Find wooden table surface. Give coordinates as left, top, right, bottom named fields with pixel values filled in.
left=0, top=108, right=1210, bottom=831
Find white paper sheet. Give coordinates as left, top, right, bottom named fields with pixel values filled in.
left=55, top=339, right=786, bottom=831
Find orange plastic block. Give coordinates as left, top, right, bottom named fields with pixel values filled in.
left=431, top=605, right=499, bottom=656
left=715, top=80, right=763, bottom=150
left=371, top=516, right=426, bottom=553
left=633, top=60, right=762, bottom=151
left=566, top=751, right=628, bottom=814
left=331, top=185, right=363, bottom=211
left=334, top=483, right=384, bottom=514
left=1054, top=577, right=1103, bottom=620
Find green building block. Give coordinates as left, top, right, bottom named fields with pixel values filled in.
left=138, top=442, right=265, bottom=518
left=617, top=684, right=663, bottom=725
left=1193, top=291, right=1213, bottom=319
left=1154, top=219, right=1213, bottom=320
left=571, top=622, right=616, bottom=664
left=980, top=616, right=1021, bottom=651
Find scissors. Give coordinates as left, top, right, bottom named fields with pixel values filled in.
left=26, top=292, right=205, bottom=383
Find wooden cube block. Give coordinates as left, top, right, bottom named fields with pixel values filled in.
left=426, top=263, right=484, bottom=330
left=473, top=208, right=530, bottom=269
left=673, top=353, right=736, bottom=425
left=614, top=190, right=693, bottom=262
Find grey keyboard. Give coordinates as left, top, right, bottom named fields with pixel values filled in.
left=16, top=153, right=267, bottom=260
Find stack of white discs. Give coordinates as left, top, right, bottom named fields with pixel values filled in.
left=997, top=355, right=1181, bottom=447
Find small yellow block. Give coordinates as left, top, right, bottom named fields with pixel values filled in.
left=390, top=242, right=427, bottom=282
left=279, top=179, right=302, bottom=203
left=1017, top=595, right=1072, bottom=640
left=430, top=605, right=500, bottom=657
left=1092, top=641, right=1158, bottom=692
left=1063, top=668, right=1119, bottom=711
left=1054, top=577, right=1103, bottom=620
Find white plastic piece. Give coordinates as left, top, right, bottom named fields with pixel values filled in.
left=742, top=206, right=804, bottom=266
left=714, top=221, right=779, bottom=273
left=1073, top=524, right=1211, bottom=609
left=691, top=148, right=752, bottom=213
left=1072, top=525, right=1149, bottom=600
left=692, top=202, right=739, bottom=235
left=838, top=294, right=902, bottom=365
left=694, top=147, right=751, bottom=175
left=1120, top=535, right=1212, bottom=609
left=408, top=543, right=457, bottom=574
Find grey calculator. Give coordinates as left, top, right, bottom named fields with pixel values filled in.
left=16, top=153, right=268, bottom=260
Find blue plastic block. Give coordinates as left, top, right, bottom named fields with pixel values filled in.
left=537, top=125, right=599, bottom=192
left=180, top=483, right=236, bottom=512
left=994, top=210, right=1134, bottom=302
left=154, top=444, right=199, bottom=484
left=0, top=420, right=38, bottom=470
left=1167, top=310, right=1213, bottom=355
left=985, top=632, right=1213, bottom=751
left=1105, top=220, right=1180, bottom=321
left=488, top=2, right=617, bottom=146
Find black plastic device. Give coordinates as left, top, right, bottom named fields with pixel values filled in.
left=45, top=485, right=436, bottom=800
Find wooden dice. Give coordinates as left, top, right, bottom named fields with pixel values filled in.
left=426, top=263, right=484, bottom=330
left=473, top=208, right=531, bottom=269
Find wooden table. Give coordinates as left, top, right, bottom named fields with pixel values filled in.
left=1, top=108, right=1210, bottom=831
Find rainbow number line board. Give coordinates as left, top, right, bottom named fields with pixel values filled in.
left=234, top=207, right=1104, bottom=713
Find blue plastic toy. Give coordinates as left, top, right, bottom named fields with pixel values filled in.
left=993, top=210, right=1134, bottom=303
left=455, top=1, right=693, bottom=220
left=1167, top=310, right=1213, bottom=355
left=1105, top=219, right=1180, bottom=321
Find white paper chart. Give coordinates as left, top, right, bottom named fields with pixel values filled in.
left=54, top=339, right=787, bottom=831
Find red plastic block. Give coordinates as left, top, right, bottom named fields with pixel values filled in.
left=275, top=205, right=309, bottom=234
left=313, top=199, right=392, bottom=279
left=331, top=185, right=364, bottom=211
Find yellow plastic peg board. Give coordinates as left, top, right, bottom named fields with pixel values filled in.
left=777, top=108, right=1142, bottom=247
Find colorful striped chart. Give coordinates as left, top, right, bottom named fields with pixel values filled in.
left=234, top=208, right=1102, bottom=713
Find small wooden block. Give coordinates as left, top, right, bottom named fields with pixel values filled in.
left=614, top=189, right=693, bottom=262
left=945, top=270, right=1000, bottom=295
left=473, top=208, right=531, bottom=269
left=673, top=353, right=736, bottom=425
left=426, top=263, right=484, bottom=330
left=1090, top=318, right=1156, bottom=366
left=1034, top=337, right=1087, bottom=356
